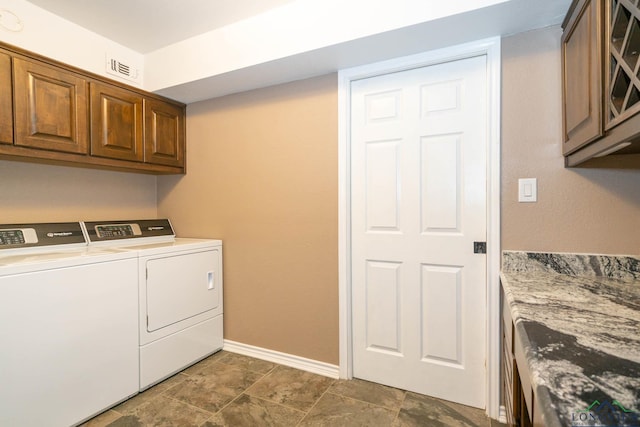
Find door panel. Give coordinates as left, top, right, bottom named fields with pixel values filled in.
left=146, top=249, right=220, bottom=332
left=365, top=260, right=402, bottom=353
left=13, top=58, right=88, bottom=153
left=421, top=264, right=462, bottom=365
left=365, top=140, right=400, bottom=231
left=561, top=0, right=602, bottom=153
left=144, top=98, right=185, bottom=167
left=351, top=55, right=487, bottom=408
left=421, top=134, right=461, bottom=232
left=90, top=81, right=143, bottom=161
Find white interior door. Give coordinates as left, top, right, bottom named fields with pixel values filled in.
left=351, top=55, right=487, bottom=408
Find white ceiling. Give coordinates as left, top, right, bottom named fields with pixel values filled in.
left=25, top=0, right=295, bottom=53
left=21, top=0, right=571, bottom=102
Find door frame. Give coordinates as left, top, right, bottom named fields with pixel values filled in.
left=337, top=37, right=502, bottom=419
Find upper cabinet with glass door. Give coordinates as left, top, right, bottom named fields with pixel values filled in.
left=562, top=0, right=640, bottom=166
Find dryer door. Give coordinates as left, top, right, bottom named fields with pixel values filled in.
left=146, top=249, right=221, bottom=332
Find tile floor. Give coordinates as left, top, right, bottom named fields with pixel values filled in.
left=83, top=351, right=505, bottom=427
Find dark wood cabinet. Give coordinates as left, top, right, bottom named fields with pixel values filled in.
left=13, top=57, right=89, bottom=154
left=503, top=343, right=514, bottom=420
left=144, top=98, right=185, bottom=167
left=502, top=295, right=517, bottom=426
left=0, top=51, right=12, bottom=145
left=502, top=290, right=536, bottom=427
left=606, top=0, right=640, bottom=127
left=561, top=0, right=604, bottom=155
left=562, top=0, right=640, bottom=166
left=90, top=82, right=143, bottom=162
left=0, top=41, right=186, bottom=174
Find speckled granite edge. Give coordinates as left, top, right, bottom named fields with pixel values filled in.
left=500, top=261, right=640, bottom=427
left=506, top=310, right=565, bottom=427
left=501, top=251, right=640, bottom=426
left=502, top=250, right=640, bottom=280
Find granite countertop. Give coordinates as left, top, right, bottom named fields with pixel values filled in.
left=500, top=251, right=640, bottom=427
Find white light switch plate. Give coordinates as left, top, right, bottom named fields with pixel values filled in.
left=518, top=178, right=537, bottom=202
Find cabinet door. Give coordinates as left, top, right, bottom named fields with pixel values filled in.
left=90, top=82, right=143, bottom=161
left=0, top=51, right=12, bottom=145
left=502, top=297, right=516, bottom=426
left=606, top=0, right=640, bottom=128
left=562, top=0, right=604, bottom=155
left=13, top=58, right=88, bottom=154
left=144, top=98, right=185, bottom=167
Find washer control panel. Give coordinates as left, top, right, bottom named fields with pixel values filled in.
left=0, top=223, right=86, bottom=250
left=95, top=224, right=142, bottom=239
left=0, top=228, right=38, bottom=246
left=83, top=219, right=174, bottom=243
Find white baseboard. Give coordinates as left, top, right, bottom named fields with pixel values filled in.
left=223, top=339, right=340, bottom=379
left=498, top=405, right=507, bottom=423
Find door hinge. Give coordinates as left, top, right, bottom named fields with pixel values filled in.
left=474, top=241, right=486, bottom=254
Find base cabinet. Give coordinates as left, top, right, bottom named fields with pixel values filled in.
left=502, top=289, right=540, bottom=427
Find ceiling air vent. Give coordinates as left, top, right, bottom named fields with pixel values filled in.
left=105, top=53, right=142, bottom=85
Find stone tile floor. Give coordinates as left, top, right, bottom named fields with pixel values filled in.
left=83, top=351, right=506, bottom=426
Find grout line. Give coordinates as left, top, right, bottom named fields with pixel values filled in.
left=242, top=363, right=278, bottom=396
left=244, top=383, right=319, bottom=415
left=85, top=351, right=493, bottom=426
left=193, top=360, right=281, bottom=427
left=392, top=390, right=408, bottom=424
left=325, top=386, right=408, bottom=413
left=215, top=362, right=309, bottom=415
left=325, top=390, right=402, bottom=413
left=295, top=378, right=337, bottom=426
left=197, top=392, right=244, bottom=425
left=240, top=392, right=308, bottom=416
left=161, top=393, right=217, bottom=417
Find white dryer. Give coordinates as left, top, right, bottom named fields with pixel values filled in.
left=0, top=222, right=139, bottom=427
left=83, top=219, right=223, bottom=389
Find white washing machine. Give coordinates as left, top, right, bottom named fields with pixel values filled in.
left=83, top=219, right=223, bottom=389
left=0, top=222, right=139, bottom=427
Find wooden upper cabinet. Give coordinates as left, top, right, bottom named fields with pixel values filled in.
left=0, top=41, right=186, bottom=173
left=13, top=57, right=89, bottom=154
left=144, top=98, right=185, bottom=167
left=90, top=81, right=143, bottom=162
left=0, top=51, right=12, bottom=145
left=561, top=0, right=604, bottom=155
left=606, top=0, right=640, bottom=128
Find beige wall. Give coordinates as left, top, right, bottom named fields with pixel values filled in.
left=157, top=74, right=339, bottom=364
left=155, top=27, right=640, bottom=366
left=501, top=26, right=640, bottom=255
left=2, top=24, right=629, bottom=367
left=0, top=160, right=157, bottom=223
